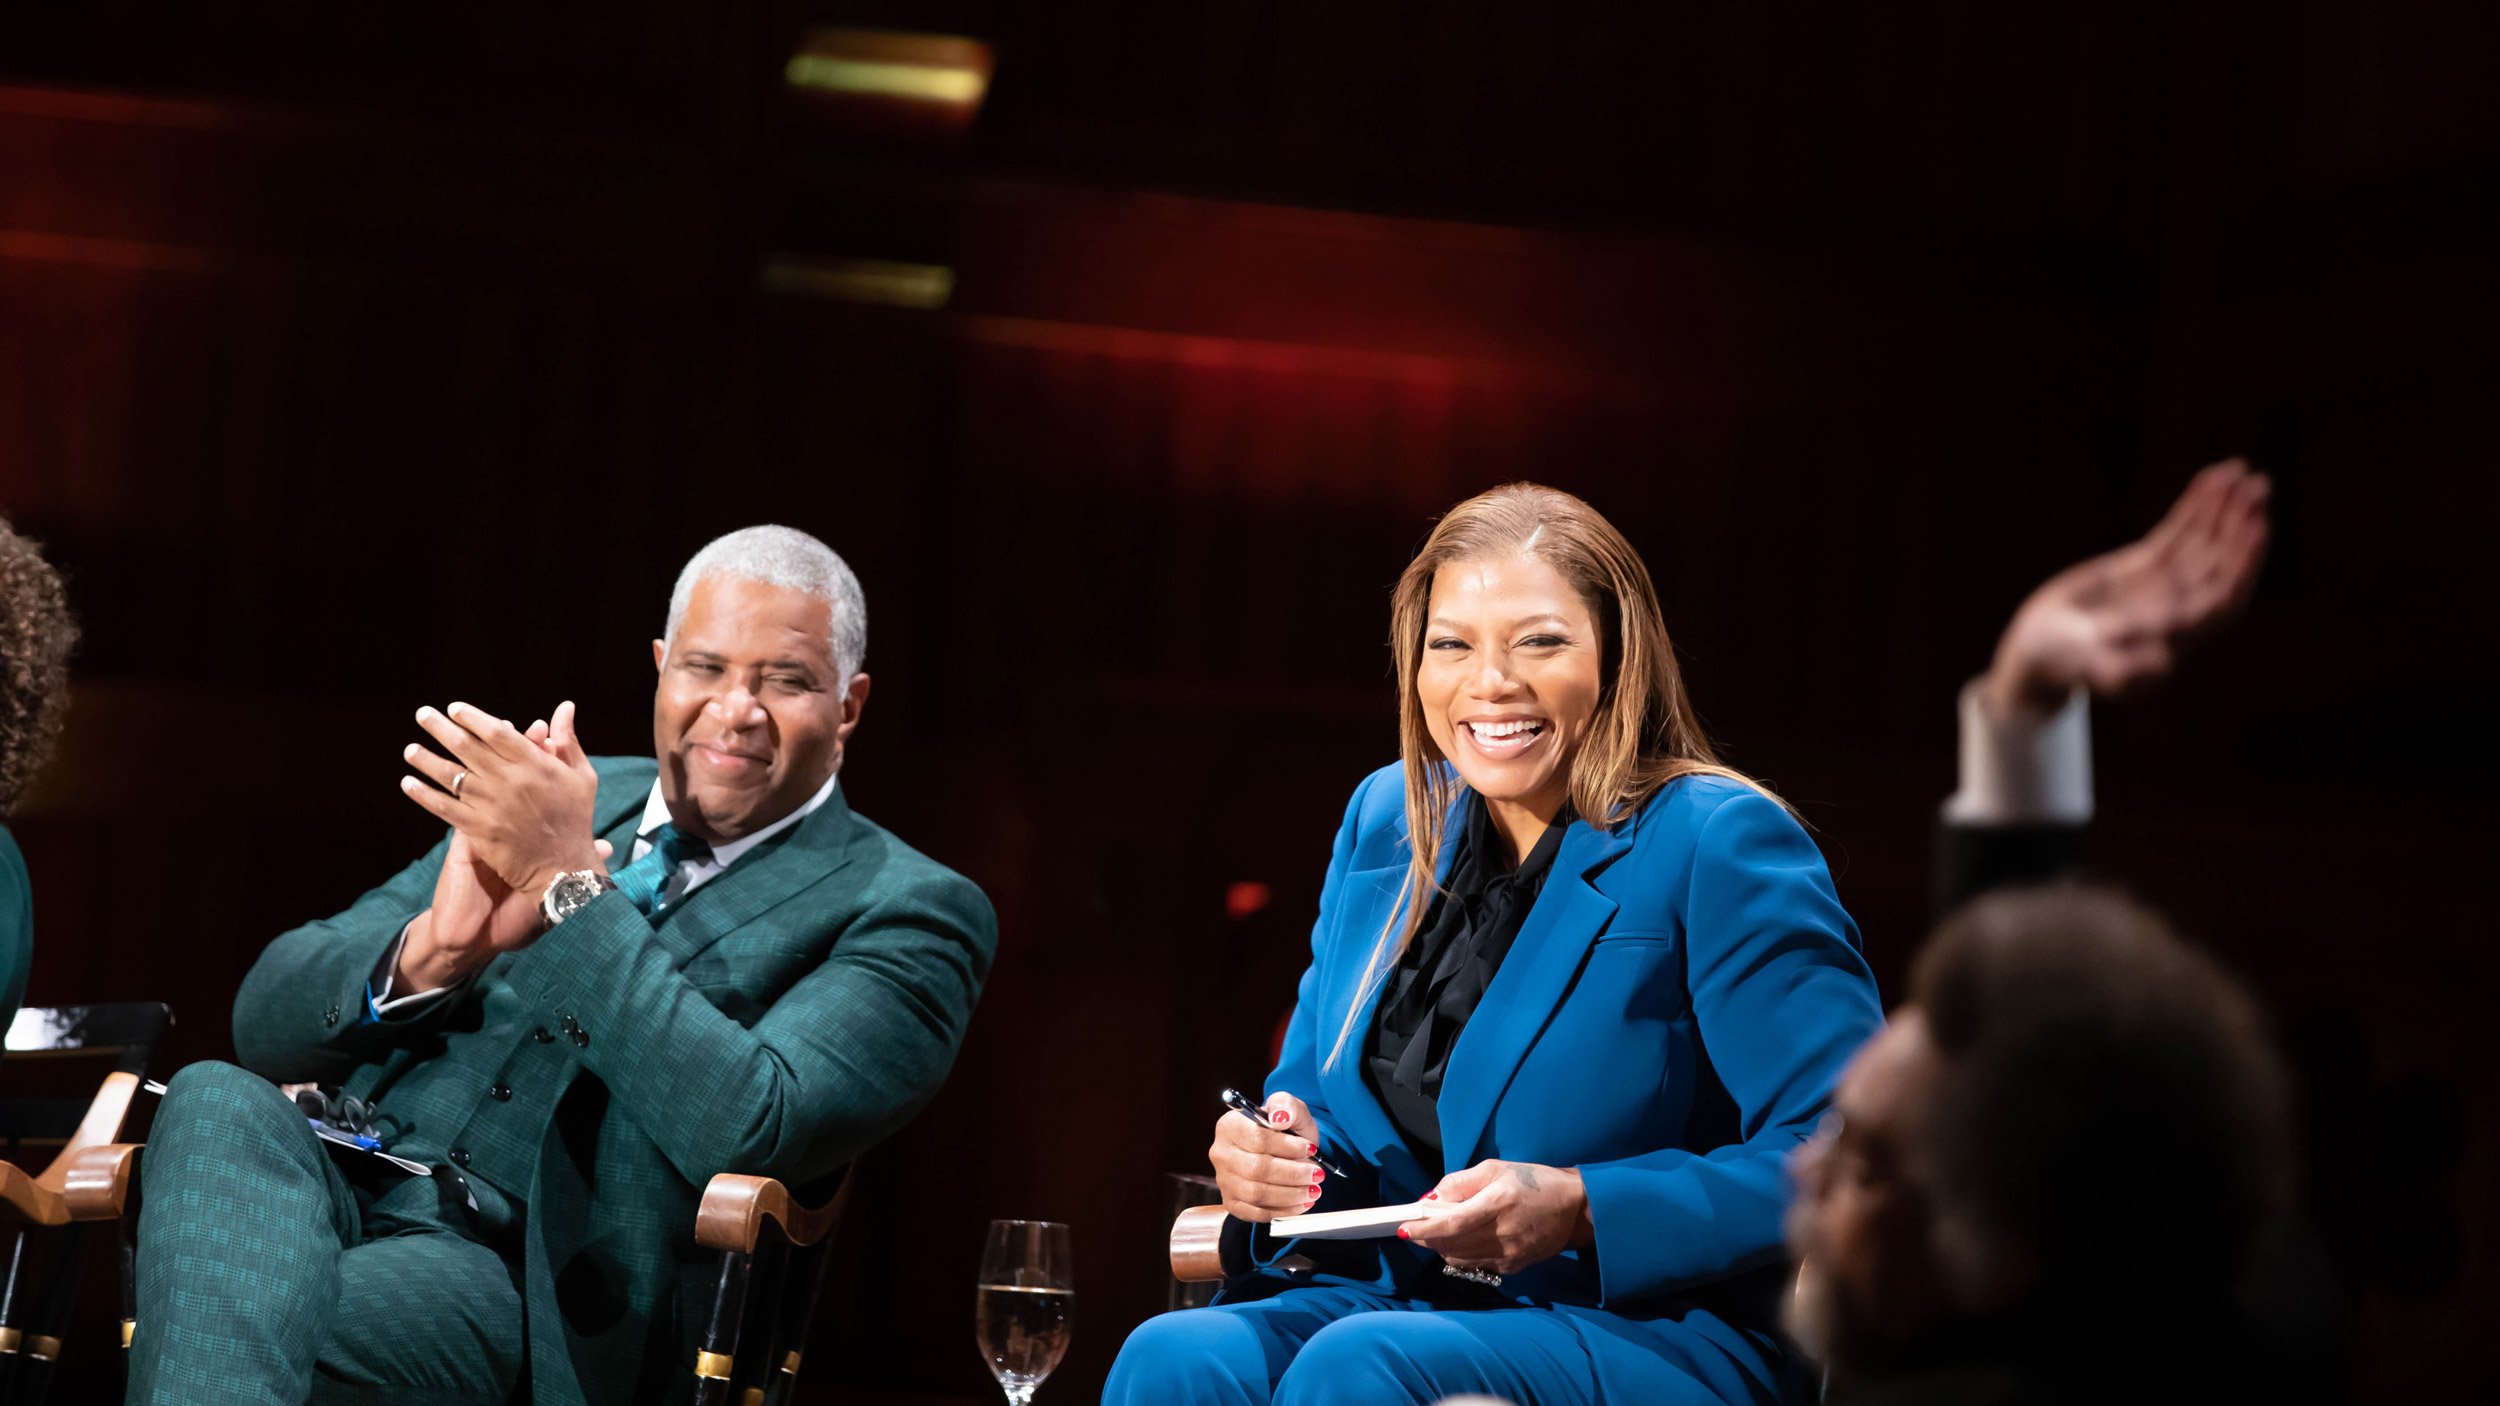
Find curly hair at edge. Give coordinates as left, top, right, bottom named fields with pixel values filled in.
left=0, top=521, right=77, bottom=817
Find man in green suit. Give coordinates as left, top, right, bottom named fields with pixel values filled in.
left=130, top=526, right=997, bottom=1405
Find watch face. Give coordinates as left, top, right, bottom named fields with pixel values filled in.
left=545, top=872, right=598, bottom=923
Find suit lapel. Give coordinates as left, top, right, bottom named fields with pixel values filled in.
left=1316, top=788, right=1469, bottom=1169
left=648, top=788, right=859, bottom=965
left=1434, top=816, right=1631, bottom=1170
left=1317, top=860, right=1416, bottom=1163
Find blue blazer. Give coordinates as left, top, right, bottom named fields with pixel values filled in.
left=1256, top=764, right=1884, bottom=1314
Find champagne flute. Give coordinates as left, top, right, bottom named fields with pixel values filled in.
left=975, top=1219, right=1073, bottom=1405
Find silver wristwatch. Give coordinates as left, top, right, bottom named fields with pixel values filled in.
left=540, top=869, right=616, bottom=927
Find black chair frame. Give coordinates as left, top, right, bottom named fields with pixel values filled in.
left=0, top=1001, right=172, bottom=1406
left=690, top=1166, right=854, bottom=1406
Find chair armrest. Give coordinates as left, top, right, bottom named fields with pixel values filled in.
left=1171, top=1205, right=1234, bottom=1283
left=61, top=1143, right=140, bottom=1220
left=0, top=1142, right=139, bottom=1225
left=695, top=1171, right=853, bottom=1254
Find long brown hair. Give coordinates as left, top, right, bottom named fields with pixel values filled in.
left=1325, top=483, right=1778, bottom=1068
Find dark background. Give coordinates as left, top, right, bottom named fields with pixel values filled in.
left=2, top=1, right=2494, bottom=1401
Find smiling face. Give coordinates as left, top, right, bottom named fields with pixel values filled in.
left=1415, top=552, right=1607, bottom=831
left=650, top=573, right=867, bottom=844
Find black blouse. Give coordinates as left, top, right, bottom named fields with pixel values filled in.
left=1363, top=794, right=1570, bottom=1178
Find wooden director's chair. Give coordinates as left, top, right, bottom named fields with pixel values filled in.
left=688, top=1165, right=856, bottom=1406
left=1171, top=1203, right=1253, bottom=1288
left=0, top=1002, right=173, bottom=1405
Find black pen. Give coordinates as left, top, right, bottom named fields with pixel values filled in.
left=1221, top=1087, right=1349, bottom=1178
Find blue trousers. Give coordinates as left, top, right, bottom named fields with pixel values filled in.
left=1105, top=1281, right=1782, bottom=1406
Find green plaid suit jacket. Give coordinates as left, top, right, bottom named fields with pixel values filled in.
left=231, top=757, right=997, bottom=1405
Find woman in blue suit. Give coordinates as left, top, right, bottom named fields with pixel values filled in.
left=1107, top=484, right=1884, bottom=1405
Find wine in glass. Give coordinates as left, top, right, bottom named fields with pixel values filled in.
left=976, top=1219, right=1073, bottom=1405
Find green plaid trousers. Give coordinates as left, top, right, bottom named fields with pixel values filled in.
left=128, top=1062, right=526, bottom=1405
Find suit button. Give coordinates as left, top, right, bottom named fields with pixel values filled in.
left=323, top=1005, right=340, bottom=1028
left=570, top=1027, right=590, bottom=1048
left=450, top=1147, right=471, bottom=1167
left=489, top=1082, right=512, bottom=1102
left=533, top=1026, right=555, bottom=1043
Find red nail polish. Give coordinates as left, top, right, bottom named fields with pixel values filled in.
left=1423, top=1191, right=1438, bottom=1200
left=1271, top=1111, right=1290, bottom=1127
left=1396, top=1227, right=1410, bottom=1239
left=1307, top=1142, right=1320, bottom=1157
left=1312, top=1169, right=1325, bottom=1185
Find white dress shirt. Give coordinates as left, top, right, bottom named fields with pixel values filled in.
left=370, top=768, right=842, bottom=1016
left=1941, top=679, right=2093, bottom=826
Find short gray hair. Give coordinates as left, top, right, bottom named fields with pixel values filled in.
left=663, top=525, right=866, bottom=683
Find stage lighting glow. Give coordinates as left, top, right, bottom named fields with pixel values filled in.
left=784, top=29, right=993, bottom=113
left=759, top=257, right=955, bottom=309
left=786, top=56, right=986, bottom=105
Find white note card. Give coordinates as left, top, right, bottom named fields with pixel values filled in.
left=1271, top=1201, right=1438, bottom=1240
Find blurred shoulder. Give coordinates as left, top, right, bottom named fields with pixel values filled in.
left=588, top=754, right=660, bottom=789
left=834, top=809, right=998, bottom=943
left=1608, top=773, right=1821, bottom=895
left=1346, top=761, right=1409, bottom=832
left=587, top=755, right=660, bottom=827
left=1628, top=772, right=1793, bottom=844
left=1334, top=761, right=1424, bottom=871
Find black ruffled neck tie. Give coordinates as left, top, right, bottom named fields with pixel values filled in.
left=1366, top=796, right=1571, bottom=1172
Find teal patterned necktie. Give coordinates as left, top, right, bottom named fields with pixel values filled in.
left=612, top=823, right=712, bottom=916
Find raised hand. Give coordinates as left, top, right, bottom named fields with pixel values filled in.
left=396, top=715, right=610, bottom=991
left=1983, top=458, right=2271, bottom=721
left=1208, top=1091, right=1327, bottom=1222
left=401, top=699, right=604, bottom=900
left=1402, top=1158, right=1592, bottom=1275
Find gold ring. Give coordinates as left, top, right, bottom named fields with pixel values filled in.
left=451, top=771, right=467, bottom=800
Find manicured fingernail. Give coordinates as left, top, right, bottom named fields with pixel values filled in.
left=1396, top=1227, right=1410, bottom=1240
left=1423, top=1191, right=1438, bottom=1200
left=399, top=777, right=417, bottom=791
left=1306, top=1142, right=1320, bottom=1157
left=403, top=744, right=419, bottom=760
left=448, top=702, right=467, bottom=716
left=1270, top=1110, right=1290, bottom=1127
left=1311, top=1168, right=1325, bottom=1185
left=416, top=707, right=435, bottom=721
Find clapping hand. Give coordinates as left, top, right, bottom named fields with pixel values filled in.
left=1983, top=458, right=2271, bottom=721
left=401, top=699, right=605, bottom=896
left=1401, top=1158, right=1593, bottom=1276
left=395, top=709, right=609, bottom=992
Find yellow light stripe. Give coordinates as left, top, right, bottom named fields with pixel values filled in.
left=759, top=258, right=954, bottom=310
left=785, top=56, right=986, bottom=105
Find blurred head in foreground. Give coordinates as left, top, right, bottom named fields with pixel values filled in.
left=0, top=519, right=76, bottom=817
left=1786, top=884, right=2292, bottom=1392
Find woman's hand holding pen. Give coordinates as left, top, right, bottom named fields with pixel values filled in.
left=1209, top=1091, right=1328, bottom=1222
left=1401, top=1159, right=1594, bottom=1276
